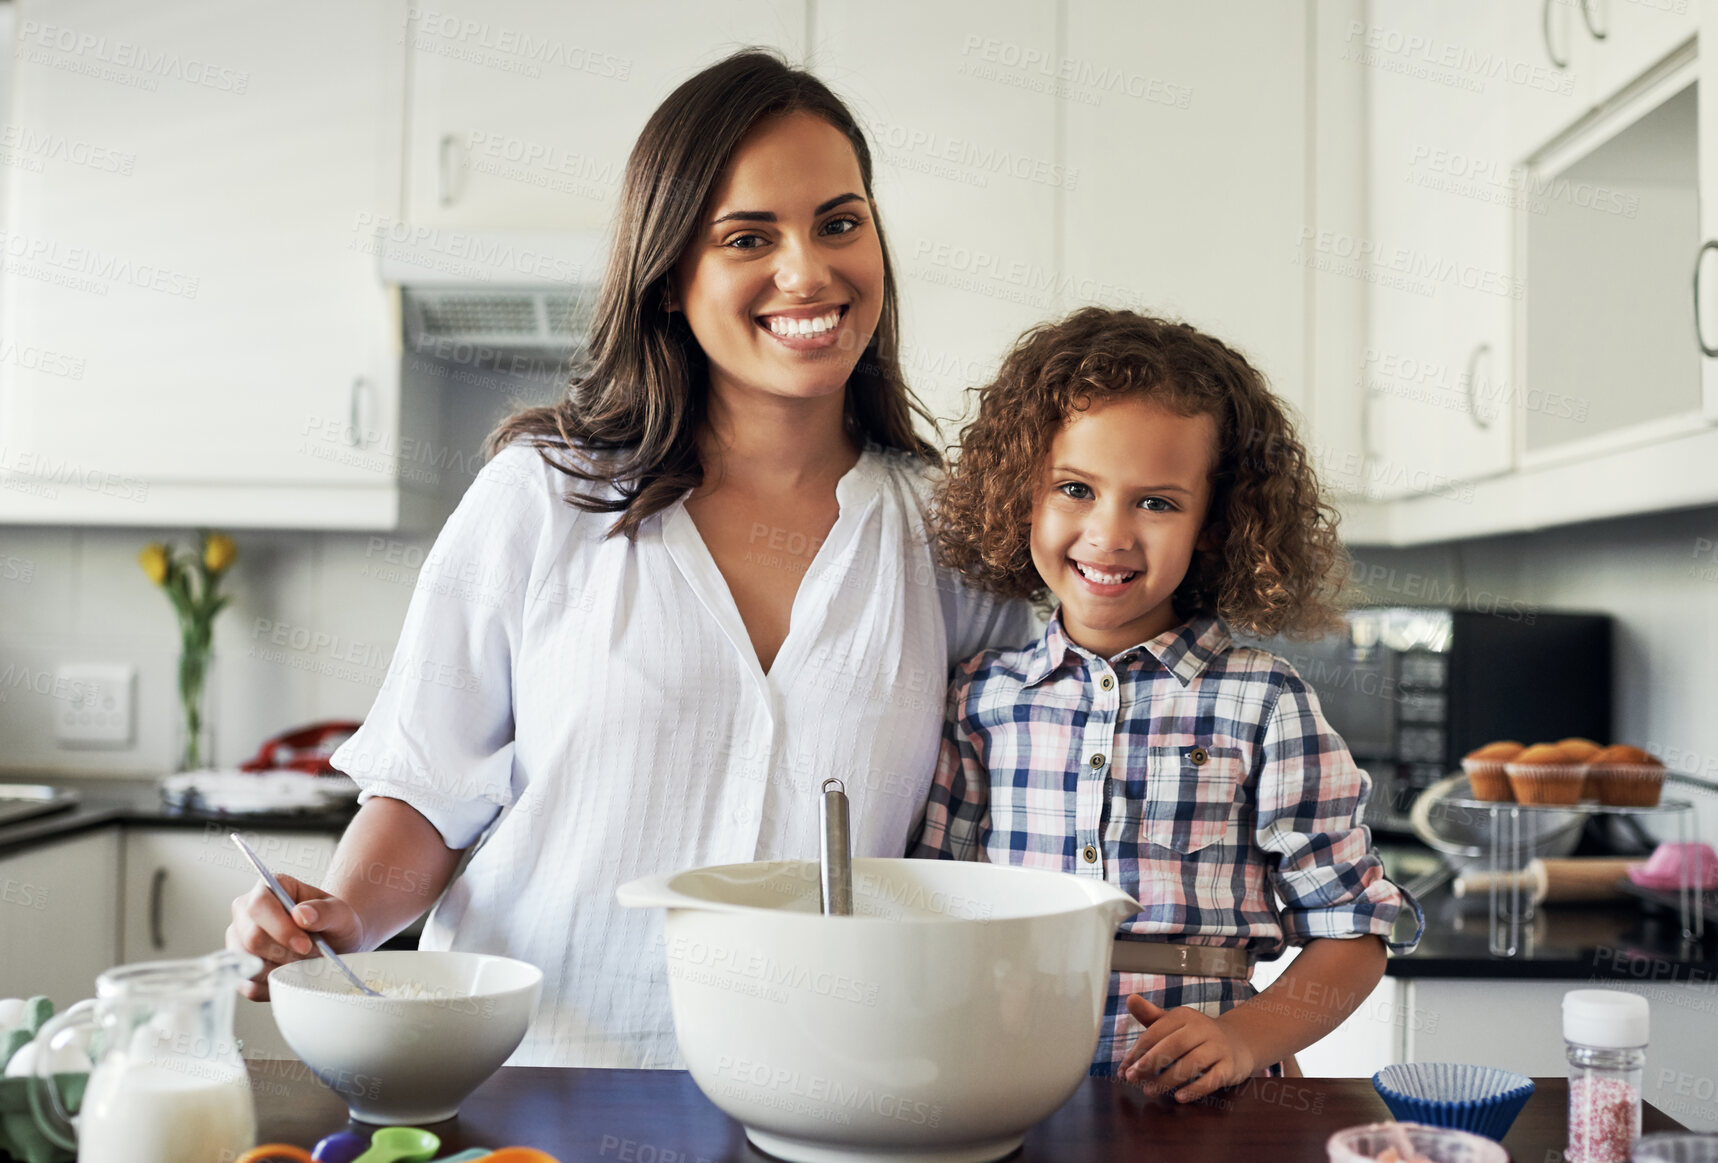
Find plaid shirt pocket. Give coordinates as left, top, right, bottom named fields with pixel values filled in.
left=1131, top=745, right=1246, bottom=855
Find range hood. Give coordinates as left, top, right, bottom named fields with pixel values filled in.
left=375, top=228, right=606, bottom=354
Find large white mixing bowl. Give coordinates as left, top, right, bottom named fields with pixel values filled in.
left=618, top=857, right=1138, bottom=1163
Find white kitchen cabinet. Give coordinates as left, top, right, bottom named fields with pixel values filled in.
left=403, top=1, right=805, bottom=236
left=1062, top=3, right=1310, bottom=422
left=1502, top=0, right=1597, bottom=161
left=0, top=1, right=421, bottom=529
left=1585, top=0, right=1699, bottom=108
left=1405, top=978, right=1718, bottom=1132
left=1340, top=0, right=1718, bottom=545
left=120, top=825, right=337, bottom=1058
left=812, top=1, right=1058, bottom=427
left=1361, top=0, right=1517, bottom=502
left=0, top=831, right=120, bottom=1009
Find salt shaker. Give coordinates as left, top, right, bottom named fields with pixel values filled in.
left=1563, top=989, right=1649, bottom=1163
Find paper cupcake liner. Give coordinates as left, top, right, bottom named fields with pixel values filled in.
left=1503, top=762, right=1588, bottom=805
left=1373, top=1063, right=1536, bottom=1143
left=1587, top=763, right=1666, bottom=808
left=1461, top=758, right=1515, bottom=803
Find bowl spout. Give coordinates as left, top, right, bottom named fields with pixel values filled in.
left=1079, top=877, right=1142, bottom=928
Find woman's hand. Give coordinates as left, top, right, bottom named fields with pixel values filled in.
left=1120, top=995, right=1258, bottom=1101
left=226, top=873, right=365, bottom=1002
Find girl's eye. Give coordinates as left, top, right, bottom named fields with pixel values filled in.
left=1056, top=482, right=1092, bottom=501
left=1140, top=496, right=1177, bottom=512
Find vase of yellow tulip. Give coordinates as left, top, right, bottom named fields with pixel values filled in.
left=139, top=529, right=237, bottom=772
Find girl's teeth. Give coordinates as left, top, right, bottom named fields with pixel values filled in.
left=1075, top=562, right=1136, bottom=585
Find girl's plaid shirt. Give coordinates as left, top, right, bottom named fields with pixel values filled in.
left=909, top=610, right=1422, bottom=1073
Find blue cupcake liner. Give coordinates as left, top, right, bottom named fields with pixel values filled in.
left=1373, top=1062, right=1535, bottom=1142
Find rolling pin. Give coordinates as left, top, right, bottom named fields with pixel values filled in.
left=1452, top=858, right=1644, bottom=904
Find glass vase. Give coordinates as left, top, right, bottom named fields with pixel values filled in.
left=175, top=647, right=216, bottom=772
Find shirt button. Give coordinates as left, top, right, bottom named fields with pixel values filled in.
left=1100, top=675, right=1114, bottom=691
left=1082, top=844, right=1098, bottom=864
left=1189, top=747, right=1209, bottom=766
left=1089, top=753, right=1105, bottom=769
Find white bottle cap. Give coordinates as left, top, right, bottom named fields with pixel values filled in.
left=1563, top=989, right=1650, bottom=1048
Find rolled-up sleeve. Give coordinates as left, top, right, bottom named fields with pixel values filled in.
left=1255, top=673, right=1421, bottom=953
left=907, top=673, right=991, bottom=862
left=330, top=444, right=548, bottom=850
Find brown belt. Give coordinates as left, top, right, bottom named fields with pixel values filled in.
left=1111, top=939, right=1252, bottom=979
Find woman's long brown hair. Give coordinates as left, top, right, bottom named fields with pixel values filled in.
left=486, top=49, right=937, bottom=538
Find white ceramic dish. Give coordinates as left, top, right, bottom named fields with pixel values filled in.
left=269, top=950, right=541, bottom=1123
left=618, top=857, right=1139, bottom=1163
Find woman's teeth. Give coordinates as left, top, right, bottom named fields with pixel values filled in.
left=1073, top=561, right=1137, bottom=585
left=762, top=308, right=842, bottom=337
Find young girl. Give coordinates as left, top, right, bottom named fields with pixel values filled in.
left=913, top=307, right=1420, bottom=1099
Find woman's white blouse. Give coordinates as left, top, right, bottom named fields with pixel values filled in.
left=331, top=442, right=1032, bottom=1067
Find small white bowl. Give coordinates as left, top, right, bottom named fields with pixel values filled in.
left=269, top=950, right=541, bottom=1123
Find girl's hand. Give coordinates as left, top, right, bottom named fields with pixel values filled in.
left=226, top=873, right=365, bottom=1002
left=1120, top=995, right=1258, bottom=1101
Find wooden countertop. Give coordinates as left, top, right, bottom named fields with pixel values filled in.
left=250, top=1064, right=1688, bottom=1162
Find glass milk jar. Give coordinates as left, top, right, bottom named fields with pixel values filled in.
left=29, top=950, right=261, bottom=1163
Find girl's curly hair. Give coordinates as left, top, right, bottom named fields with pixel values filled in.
left=935, top=307, right=1347, bottom=639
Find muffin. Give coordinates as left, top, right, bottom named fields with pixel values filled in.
left=1585, top=744, right=1665, bottom=808
left=1462, top=741, right=1524, bottom=802
left=1505, top=743, right=1589, bottom=805
left=1557, top=737, right=1603, bottom=796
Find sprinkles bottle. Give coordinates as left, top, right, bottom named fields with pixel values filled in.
left=1563, top=989, right=1649, bottom=1163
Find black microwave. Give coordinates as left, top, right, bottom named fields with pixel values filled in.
left=1248, top=607, right=1612, bottom=832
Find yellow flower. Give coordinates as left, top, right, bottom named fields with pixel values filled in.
left=203, top=533, right=237, bottom=574
left=138, top=543, right=170, bottom=586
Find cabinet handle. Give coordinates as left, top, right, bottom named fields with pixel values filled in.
left=1580, top=0, right=1608, bottom=40
left=148, top=867, right=167, bottom=951
left=1697, top=241, right=1718, bottom=358
left=438, top=133, right=461, bottom=207
left=1542, top=0, right=1571, bottom=68
left=1464, top=343, right=1494, bottom=430
left=348, top=376, right=374, bottom=447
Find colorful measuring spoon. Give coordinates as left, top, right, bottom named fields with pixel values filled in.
left=348, top=1126, right=441, bottom=1163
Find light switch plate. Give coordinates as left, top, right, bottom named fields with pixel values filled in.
left=55, top=663, right=135, bottom=747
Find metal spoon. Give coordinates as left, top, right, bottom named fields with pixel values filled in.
left=229, top=832, right=381, bottom=997
left=819, top=778, right=853, bottom=916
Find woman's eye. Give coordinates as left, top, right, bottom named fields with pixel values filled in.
left=822, top=215, right=862, bottom=236
left=724, top=233, right=769, bottom=251
left=1057, top=482, right=1092, bottom=501
left=1140, top=496, right=1177, bottom=512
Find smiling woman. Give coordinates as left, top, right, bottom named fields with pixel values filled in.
left=226, top=49, right=1033, bottom=1069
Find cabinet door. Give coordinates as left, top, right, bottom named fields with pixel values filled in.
left=1363, top=0, right=1515, bottom=501
left=0, top=831, right=120, bottom=1009
left=1587, top=0, right=1698, bottom=108
left=120, top=826, right=336, bottom=964
left=1700, top=0, right=1718, bottom=422
left=0, top=1, right=404, bottom=520
left=1064, top=2, right=1308, bottom=420
left=814, top=1, right=1058, bottom=427
left=121, top=826, right=337, bottom=1059
left=1502, top=0, right=1597, bottom=160
left=404, top=1, right=804, bottom=234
